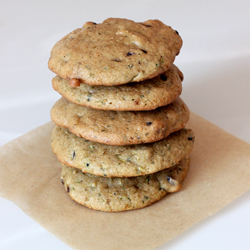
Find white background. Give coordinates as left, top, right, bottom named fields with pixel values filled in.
left=0, top=0, right=250, bottom=249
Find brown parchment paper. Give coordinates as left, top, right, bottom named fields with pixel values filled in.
left=1, top=112, right=250, bottom=250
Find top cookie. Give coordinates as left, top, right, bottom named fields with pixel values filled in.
left=48, top=18, right=182, bottom=86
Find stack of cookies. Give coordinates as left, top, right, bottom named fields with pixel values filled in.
left=49, top=18, right=195, bottom=212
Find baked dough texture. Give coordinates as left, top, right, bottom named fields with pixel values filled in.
left=52, top=64, right=183, bottom=111
left=51, top=97, right=190, bottom=145
left=51, top=126, right=194, bottom=177
left=48, top=18, right=182, bottom=86
left=61, top=156, right=190, bottom=212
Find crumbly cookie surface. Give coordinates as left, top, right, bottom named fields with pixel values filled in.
left=51, top=97, right=189, bottom=145
left=61, top=157, right=189, bottom=212
left=48, top=18, right=182, bottom=86
left=52, top=64, right=183, bottom=111
left=51, top=126, right=194, bottom=177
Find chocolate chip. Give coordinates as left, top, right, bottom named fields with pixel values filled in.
left=86, top=163, right=89, bottom=167
left=147, top=122, right=152, bottom=126
left=167, top=176, right=176, bottom=185
left=188, top=136, right=193, bottom=141
left=141, top=23, right=152, bottom=27
left=140, top=49, right=147, bottom=54
left=112, top=59, right=122, bottom=62
left=140, top=23, right=152, bottom=27
left=127, top=52, right=134, bottom=56
left=61, top=179, right=64, bottom=185
left=175, top=30, right=179, bottom=35
left=67, top=186, right=70, bottom=192
left=72, top=151, right=76, bottom=159
left=160, top=74, right=168, bottom=81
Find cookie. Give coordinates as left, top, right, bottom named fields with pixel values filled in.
left=51, top=97, right=189, bottom=145
left=51, top=126, right=194, bottom=177
left=52, top=64, right=183, bottom=111
left=60, top=156, right=190, bottom=212
left=48, top=18, right=182, bottom=86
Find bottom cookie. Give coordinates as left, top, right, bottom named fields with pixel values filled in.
left=60, top=156, right=190, bottom=212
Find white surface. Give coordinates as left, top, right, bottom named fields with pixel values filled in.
left=1, top=0, right=250, bottom=249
